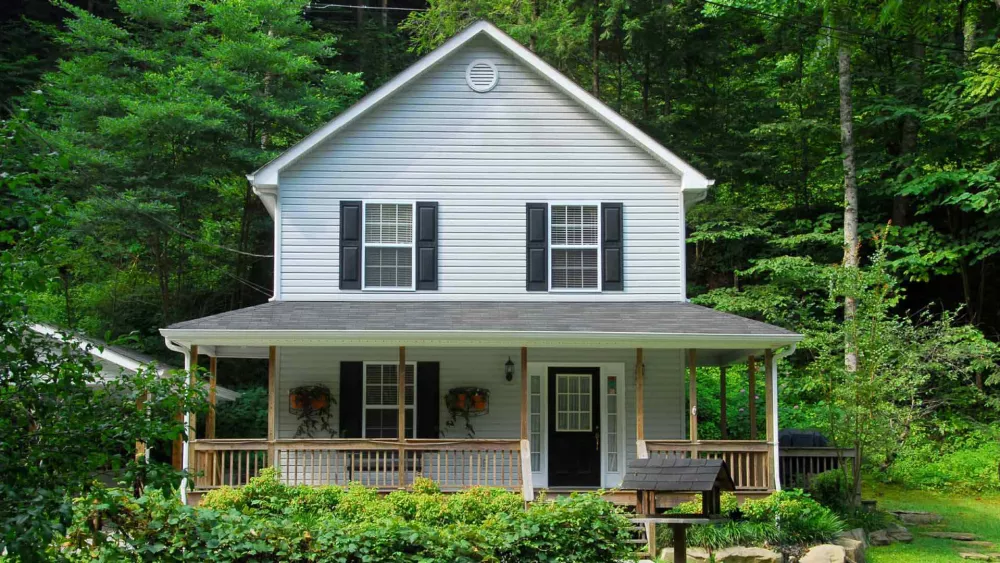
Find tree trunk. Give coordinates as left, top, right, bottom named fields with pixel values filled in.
left=893, top=40, right=924, bottom=228
left=529, top=0, right=539, bottom=52
left=839, top=42, right=860, bottom=370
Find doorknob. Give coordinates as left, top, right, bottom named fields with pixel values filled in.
left=595, top=432, right=600, bottom=451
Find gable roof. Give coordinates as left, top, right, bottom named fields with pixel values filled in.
left=248, top=20, right=713, bottom=212
left=30, top=324, right=240, bottom=401
left=621, top=457, right=737, bottom=493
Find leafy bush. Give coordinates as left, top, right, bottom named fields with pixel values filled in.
left=807, top=470, right=852, bottom=512
left=659, top=489, right=845, bottom=550
left=59, top=470, right=634, bottom=562
left=885, top=427, right=1000, bottom=492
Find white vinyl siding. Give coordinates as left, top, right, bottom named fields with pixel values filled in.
left=278, top=37, right=684, bottom=301
left=275, top=346, right=684, bottom=488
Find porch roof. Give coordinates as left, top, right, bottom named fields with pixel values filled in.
left=161, top=301, right=800, bottom=362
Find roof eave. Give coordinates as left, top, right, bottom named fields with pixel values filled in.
left=160, top=327, right=802, bottom=350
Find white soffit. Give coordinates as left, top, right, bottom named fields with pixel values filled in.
left=246, top=21, right=714, bottom=203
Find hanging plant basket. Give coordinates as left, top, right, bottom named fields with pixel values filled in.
left=444, top=387, right=490, bottom=438
left=289, top=385, right=336, bottom=438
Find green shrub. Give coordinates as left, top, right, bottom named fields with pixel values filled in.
left=886, top=429, right=1000, bottom=492
left=56, top=471, right=634, bottom=562
left=659, top=489, right=845, bottom=550
left=807, top=470, right=852, bottom=512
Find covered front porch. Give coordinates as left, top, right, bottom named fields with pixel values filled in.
left=161, top=301, right=802, bottom=504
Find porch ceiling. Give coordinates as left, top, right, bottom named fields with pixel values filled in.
left=161, top=301, right=800, bottom=363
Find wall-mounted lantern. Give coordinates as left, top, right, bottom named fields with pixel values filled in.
left=504, top=356, right=515, bottom=382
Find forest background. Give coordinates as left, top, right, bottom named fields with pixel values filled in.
left=1, top=0, right=998, bottom=493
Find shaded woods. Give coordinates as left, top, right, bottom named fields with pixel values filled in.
left=1, top=0, right=998, bottom=493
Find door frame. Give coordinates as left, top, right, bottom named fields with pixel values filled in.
left=527, top=362, right=626, bottom=489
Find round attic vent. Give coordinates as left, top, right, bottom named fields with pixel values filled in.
left=466, top=60, right=499, bottom=92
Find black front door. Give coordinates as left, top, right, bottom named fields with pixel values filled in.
left=547, top=367, right=601, bottom=487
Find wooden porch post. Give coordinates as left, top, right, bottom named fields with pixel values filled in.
left=520, top=346, right=533, bottom=501
left=267, top=346, right=277, bottom=468
left=719, top=366, right=728, bottom=440
left=206, top=356, right=217, bottom=439
left=764, top=349, right=776, bottom=490
left=397, top=346, right=406, bottom=487
left=635, top=348, right=646, bottom=458
left=688, top=350, right=698, bottom=444
left=748, top=355, right=758, bottom=441
left=520, top=347, right=528, bottom=441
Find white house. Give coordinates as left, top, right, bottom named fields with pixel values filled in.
left=160, top=21, right=801, bottom=504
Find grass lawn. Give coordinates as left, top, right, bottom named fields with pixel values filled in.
left=866, top=484, right=1000, bottom=562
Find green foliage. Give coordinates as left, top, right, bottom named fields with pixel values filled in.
left=213, top=385, right=267, bottom=438
left=884, top=426, right=1000, bottom=493
left=60, top=470, right=634, bottom=562
left=808, top=470, right=852, bottom=513
left=660, top=490, right=845, bottom=550
left=0, top=258, right=207, bottom=562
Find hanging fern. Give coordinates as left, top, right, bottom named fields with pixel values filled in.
left=289, top=385, right=336, bottom=438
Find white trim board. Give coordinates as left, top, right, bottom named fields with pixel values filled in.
left=247, top=20, right=713, bottom=212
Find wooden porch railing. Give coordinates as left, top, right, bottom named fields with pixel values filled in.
left=644, top=440, right=772, bottom=492
left=191, top=439, right=525, bottom=493
left=779, top=446, right=856, bottom=488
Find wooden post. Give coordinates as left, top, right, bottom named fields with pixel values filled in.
left=748, top=355, right=758, bottom=441
left=719, top=366, right=728, bottom=440
left=398, top=346, right=406, bottom=487
left=669, top=523, right=687, bottom=563
left=645, top=521, right=657, bottom=559
left=206, top=356, right=217, bottom=439
left=765, top=349, right=776, bottom=490
left=267, top=346, right=277, bottom=468
left=688, top=350, right=698, bottom=444
left=135, top=392, right=147, bottom=461
left=635, top=348, right=645, bottom=457
left=520, top=347, right=528, bottom=441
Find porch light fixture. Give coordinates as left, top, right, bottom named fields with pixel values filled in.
left=504, top=357, right=515, bottom=382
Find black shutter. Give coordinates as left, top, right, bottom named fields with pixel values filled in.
left=339, top=361, right=363, bottom=438
left=416, top=362, right=440, bottom=438
left=601, top=202, right=624, bottom=291
left=415, top=202, right=438, bottom=290
left=526, top=202, right=548, bottom=291
left=339, top=201, right=362, bottom=290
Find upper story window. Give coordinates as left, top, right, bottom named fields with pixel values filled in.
left=362, top=362, right=415, bottom=438
left=364, top=203, right=414, bottom=290
left=550, top=204, right=600, bottom=291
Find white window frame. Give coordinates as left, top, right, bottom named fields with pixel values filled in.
left=548, top=202, right=602, bottom=292
left=361, top=201, right=417, bottom=291
left=554, top=373, right=594, bottom=432
left=360, top=361, right=417, bottom=439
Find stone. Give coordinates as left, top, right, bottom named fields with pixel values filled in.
left=800, top=544, right=847, bottom=563
left=868, top=530, right=891, bottom=546
left=966, top=542, right=996, bottom=548
left=657, top=546, right=781, bottom=563
left=658, top=546, right=710, bottom=562
left=840, top=528, right=868, bottom=549
left=886, top=523, right=913, bottom=543
left=891, top=510, right=942, bottom=525
left=714, top=546, right=782, bottom=562
left=986, top=554, right=1000, bottom=560
left=833, top=536, right=866, bottom=563
left=958, top=553, right=990, bottom=561
left=924, top=532, right=978, bottom=541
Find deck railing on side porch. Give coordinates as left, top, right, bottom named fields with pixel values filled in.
left=643, top=440, right=771, bottom=492
left=192, top=439, right=526, bottom=493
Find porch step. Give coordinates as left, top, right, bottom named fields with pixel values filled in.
left=628, top=518, right=653, bottom=557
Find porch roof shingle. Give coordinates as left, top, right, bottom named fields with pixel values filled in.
left=165, top=300, right=797, bottom=338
